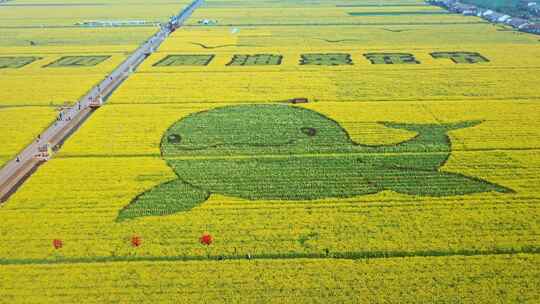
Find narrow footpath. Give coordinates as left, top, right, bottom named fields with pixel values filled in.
left=0, top=0, right=204, bottom=203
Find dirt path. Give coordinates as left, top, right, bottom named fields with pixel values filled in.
left=0, top=0, right=204, bottom=203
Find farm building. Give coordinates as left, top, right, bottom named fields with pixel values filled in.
left=425, top=0, right=457, bottom=8
left=462, top=8, right=477, bottom=15
left=483, top=12, right=505, bottom=22
left=506, top=18, right=530, bottom=28
left=450, top=3, right=478, bottom=15
left=521, top=23, right=540, bottom=33
left=480, top=9, right=494, bottom=17
left=498, top=15, right=512, bottom=23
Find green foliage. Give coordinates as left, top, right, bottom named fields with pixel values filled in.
left=0, top=56, right=42, bottom=69
left=44, top=55, right=111, bottom=67
left=121, top=105, right=513, bottom=220
left=227, top=54, right=283, bottom=66
left=431, top=52, right=490, bottom=64
left=300, top=53, right=352, bottom=66
left=117, top=179, right=209, bottom=221
left=364, top=53, right=420, bottom=64
left=153, top=54, right=214, bottom=66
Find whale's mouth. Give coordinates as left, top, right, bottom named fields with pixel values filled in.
left=173, top=139, right=297, bottom=151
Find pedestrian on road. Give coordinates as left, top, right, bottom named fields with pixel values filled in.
left=16, top=156, right=20, bottom=163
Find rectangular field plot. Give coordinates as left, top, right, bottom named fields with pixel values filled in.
left=0, top=56, right=42, bottom=69
left=227, top=54, right=283, bottom=66
left=431, top=51, right=490, bottom=64
left=153, top=54, right=215, bottom=66
left=300, top=53, right=353, bottom=66
left=43, top=55, right=111, bottom=68
left=364, top=53, right=420, bottom=64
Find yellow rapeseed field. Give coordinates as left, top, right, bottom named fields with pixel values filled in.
left=1, top=0, right=539, bottom=302
left=0, top=0, right=182, bottom=168
left=0, top=54, right=129, bottom=106
left=0, top=106, right=56, bottom=167
left=0, top=0, right=191, bottom=26
left=0, top=101, right=537, bottom=261
left=1, top=254, right=538, bottom=302
left=110, top=22, right=540, bottom=104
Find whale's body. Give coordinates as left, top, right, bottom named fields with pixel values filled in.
left=118, top=104, right=513, bottom=221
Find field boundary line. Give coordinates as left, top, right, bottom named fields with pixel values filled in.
left=0, top=247, right=538, bottom=266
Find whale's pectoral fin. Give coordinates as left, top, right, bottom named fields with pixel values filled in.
left=117, top=179, right=210, bottom=222
left=373, top=169, right=514, bottom=196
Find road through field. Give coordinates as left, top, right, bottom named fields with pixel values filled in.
left=0, top=0, right=204, bottom=203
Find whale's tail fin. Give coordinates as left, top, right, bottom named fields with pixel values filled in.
left=376, top=120, right=483, bottom=170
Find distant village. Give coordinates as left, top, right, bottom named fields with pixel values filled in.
left=426, top=0, right=540, bottom=34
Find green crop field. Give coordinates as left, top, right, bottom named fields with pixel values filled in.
left=0, top=56, right=42, bottom=68
left=43, top=55, right=111, bottom=67
left=154, top=54, right=215, bottom=66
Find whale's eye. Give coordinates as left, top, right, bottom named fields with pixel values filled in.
left=167, top=134, right=182, bottom=143
left=301, top=127, right=317, bottom=137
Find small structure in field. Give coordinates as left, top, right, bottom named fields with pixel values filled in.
left=288, top=97, right=309, bottom=104
left=197, top=19, right=218, bottom=25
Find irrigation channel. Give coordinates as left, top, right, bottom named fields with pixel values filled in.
left=0, top=0, right=204, bottom=203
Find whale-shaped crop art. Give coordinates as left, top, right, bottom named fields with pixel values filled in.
left=118, top=104, right=513, bottom=221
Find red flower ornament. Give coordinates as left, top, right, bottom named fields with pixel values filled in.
left=131, top=236, right=142, bottom=247
left=52, top=239, right=63, bottom=249
left=200, top=233, right=213, bottom=246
